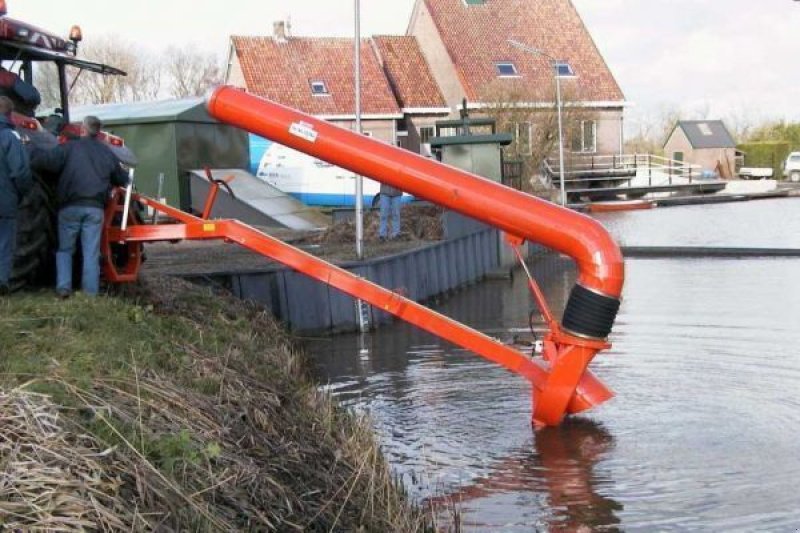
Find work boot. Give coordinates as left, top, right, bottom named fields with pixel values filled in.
left=56, top=289, right=72, bottom=300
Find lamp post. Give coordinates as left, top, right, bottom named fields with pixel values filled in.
left=354, top=0, right=364, bottom=257
left=507, top=39, right=568, bottom=207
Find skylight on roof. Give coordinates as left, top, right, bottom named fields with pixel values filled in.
left=555, top=61, right=575, bottom=77
left=310, top=81, right=329, bottom=96
left=496, top=62, right=519, bottom=77
left=698, top=123, right=713, bottom=136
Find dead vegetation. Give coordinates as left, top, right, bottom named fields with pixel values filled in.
left=0, top=276, right=428, bottom=531
left=306, top=204, right=445, bottom=245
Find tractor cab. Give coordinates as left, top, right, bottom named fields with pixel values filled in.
left=0, top=1, right=133, bottom=162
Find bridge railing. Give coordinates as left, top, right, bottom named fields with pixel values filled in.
left=543, top=154, right=703, bottom=188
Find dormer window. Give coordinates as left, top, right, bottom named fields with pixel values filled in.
left=495, top=62, right=518, bottom=77
left=554, top=61, right=575, bottom=77
left=464, top=0, right=487, bottom=4
left=310, top=81, right=329, bottom=95
left=698, top=123, right=713, bottom=136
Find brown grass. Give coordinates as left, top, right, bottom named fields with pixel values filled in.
left=0, top=276, right=429, bottom=531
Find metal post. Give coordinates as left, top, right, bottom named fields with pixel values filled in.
left=555, top=70, right=566, bottom=207
left=354, top=0, right=369, bottom=333
left=354, top=0, right=364, bottom=260
left=121, top=169, right=135, bottom=232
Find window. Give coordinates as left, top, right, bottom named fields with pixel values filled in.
left=571, top=120, right=597, bottom=153
left=515, top=122, right=532, bottom=156
left=420, top=126, right=434, bottom=144
left=697, top=122, right=713, bottom=136
left=310, top=80, right=329, bottom=95
left=464, top=0, right=486, bottom=4
left=554, top=61, right=575, bottom=77
left=673, top=152, right=684, bottom=162
left=495, top=62, right=519, bottom=77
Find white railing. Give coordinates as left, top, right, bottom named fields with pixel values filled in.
left=543, top=154, right=703, bottom=187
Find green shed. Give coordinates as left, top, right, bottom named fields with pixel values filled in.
left=71, top=98, right=249, bottom=210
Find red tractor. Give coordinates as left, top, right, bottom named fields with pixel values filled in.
left=0, top=1, right=135, bottom=289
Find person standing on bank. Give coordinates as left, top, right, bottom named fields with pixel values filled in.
left=0, top=96, right=32, bottom=295
left=378, top=182, right=403, bottom=241
left=32, top=115, right=128, bottom=298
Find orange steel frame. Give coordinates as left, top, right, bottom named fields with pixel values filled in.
left=102, top=86, right=626, bottom=427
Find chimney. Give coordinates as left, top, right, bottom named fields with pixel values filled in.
left=273, top=20, right=288, bottom=43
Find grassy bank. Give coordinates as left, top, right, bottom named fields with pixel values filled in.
left=0, top=276, right=426, bottom=531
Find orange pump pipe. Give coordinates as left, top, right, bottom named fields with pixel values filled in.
left=207, top=86, right=624, bottom=298
left=206, top=87, right=626, bottom=425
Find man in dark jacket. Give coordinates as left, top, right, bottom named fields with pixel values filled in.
left=32, top=115, right=129, bottom=297
left=0, top=96, right=32, bottom=294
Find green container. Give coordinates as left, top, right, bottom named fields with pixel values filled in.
left=72, top=98, right=249, bottom=210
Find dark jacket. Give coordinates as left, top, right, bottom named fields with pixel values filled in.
left=32, top=136, right=129, bottom=209
left=379, top=182, right=403, bottom=198
left=0, top=115, right=33, bottom=217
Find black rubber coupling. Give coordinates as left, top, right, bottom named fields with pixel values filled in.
left=561, top=284, right=620, bottom=340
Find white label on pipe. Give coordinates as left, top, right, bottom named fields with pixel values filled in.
left=289, top=121, right=318, bottom=143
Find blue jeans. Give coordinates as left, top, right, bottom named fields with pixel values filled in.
left=57, top=206, right=104, bottom=295
left=0, top=216, right=16, bottom=286
left=379, top=194, right=402, bottom=239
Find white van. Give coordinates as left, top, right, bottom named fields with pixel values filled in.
left=784, top=152, right=800, bottom=182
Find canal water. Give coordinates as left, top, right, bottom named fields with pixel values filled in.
left=305, top=198, right=800, bottom=531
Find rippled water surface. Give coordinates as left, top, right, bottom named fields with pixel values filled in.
left=305, top=199, right=800, bottom=531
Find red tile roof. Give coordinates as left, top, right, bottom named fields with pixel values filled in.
left=420, top=0, right=624, bottom=104
left=231, top=36, right=401, bottom=117
left=372, top=36, right=448, bottom=111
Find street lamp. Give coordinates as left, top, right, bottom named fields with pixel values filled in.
left=354, top=0, right=364, bottom=257
left=507, top=39, right=571, bottom=207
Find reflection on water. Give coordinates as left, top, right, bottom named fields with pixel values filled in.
left=427, top=418, right=622, bottom=532
left=305, top=200, right=800, bottom=531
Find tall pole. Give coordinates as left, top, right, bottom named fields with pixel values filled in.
left=555, top=68, right=567, bottom=207
left=354, top=0, right=369, bottom=333
left=354, top=0, right=364, bottom=260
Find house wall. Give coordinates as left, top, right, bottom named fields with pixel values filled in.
left=226, top=46, right=246, bottom=88
left=408, top=1, right=467, bottom=111
left=594, top=109, right=624, bottom=155
left=664, top=128, right=737, bottom=177
left=405, top=115, right=446, bottom=155
left=329, top=119, right=398, bottom=145
left=664, top=128, right=693, bottom=162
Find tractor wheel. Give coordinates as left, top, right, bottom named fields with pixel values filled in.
left=9, top=174, right=57, bottom=291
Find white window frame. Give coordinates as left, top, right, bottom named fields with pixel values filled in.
left=495, top=62, right=519, bottom=77
left=310, top=80, right=329, bottom=96
left=515, top=122, right=533, bottom=156
left=572, top=120, right=597, bottom=154
left=554, top=61, right=576, bottom=78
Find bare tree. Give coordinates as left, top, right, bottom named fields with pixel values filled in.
left=164, top=46, right=222, bottom=99
left=478, top=79, right=596, bottom=192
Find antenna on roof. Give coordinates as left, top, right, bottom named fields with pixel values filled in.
left=286, top=14, right=292, bottom=38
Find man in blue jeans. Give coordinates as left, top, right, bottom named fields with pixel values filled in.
left=0, top=96, right=32, bottom=294
left=378, top=182, right=403, bottom=240
left=32, top=116, right=128, bottom=297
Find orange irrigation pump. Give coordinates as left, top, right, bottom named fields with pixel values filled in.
left=104, top=87, right=625, bottom=427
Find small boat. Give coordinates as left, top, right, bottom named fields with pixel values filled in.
left=588, top=200, right=656, bottom=213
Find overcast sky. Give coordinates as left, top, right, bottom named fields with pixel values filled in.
left=11, top=0, right=800, bottom=132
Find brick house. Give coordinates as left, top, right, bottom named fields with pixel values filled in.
left=226, top=22, right=449, bottom=155
left=408, top=0, right=626, bottom=157
left=225, top=0, right=624, bottom=178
